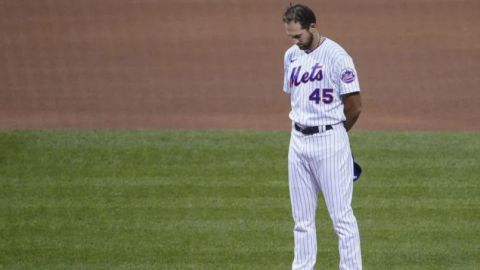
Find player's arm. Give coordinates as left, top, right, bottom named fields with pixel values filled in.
left=342, top=92, right=362, bottom=131
left=283, top=50, right=293, bottom=95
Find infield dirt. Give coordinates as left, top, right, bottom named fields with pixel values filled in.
left=1, top=0, right=479, bottom=131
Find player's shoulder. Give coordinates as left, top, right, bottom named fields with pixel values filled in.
left=323, top=38, right=351, bottom=60
left=284, top=45, right=301, bottom=62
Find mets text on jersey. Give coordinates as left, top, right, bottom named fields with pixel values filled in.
left=289, top=63, right=323, bottom=87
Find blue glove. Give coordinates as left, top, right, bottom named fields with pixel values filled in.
left=353, top=159, right=362, bottom=182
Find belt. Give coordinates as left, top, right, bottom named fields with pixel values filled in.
left=294, top=123, right=333, bottom=135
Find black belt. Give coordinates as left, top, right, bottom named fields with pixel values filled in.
left=294, top=123, right=333, bottom=135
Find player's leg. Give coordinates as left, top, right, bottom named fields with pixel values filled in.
left=309, top=128, right=362, bottom=270
left=288, top=133, right=320, bottom=270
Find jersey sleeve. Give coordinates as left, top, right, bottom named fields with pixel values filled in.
left=283, top=51, right=291, bottom=94
left=334, top=54, right=360, bottom=95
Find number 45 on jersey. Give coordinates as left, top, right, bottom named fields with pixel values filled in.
left=309, top=88, right=333, bottom=104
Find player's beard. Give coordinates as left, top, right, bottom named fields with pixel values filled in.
left=298, top=32, right=314, bottom=51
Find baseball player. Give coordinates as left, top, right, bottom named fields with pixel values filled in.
left=282, top=4, right=363, bottom=270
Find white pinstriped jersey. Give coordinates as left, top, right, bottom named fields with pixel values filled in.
left=283, top=38, right=360, bottom=126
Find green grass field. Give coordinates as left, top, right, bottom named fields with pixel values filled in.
left=1, top=130, right=479, bottom=270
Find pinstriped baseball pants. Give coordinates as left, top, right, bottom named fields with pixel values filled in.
left=288, top=124, right=362, bottom=270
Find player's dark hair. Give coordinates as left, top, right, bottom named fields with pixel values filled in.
left=282, top=4, right=316, bottom=29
